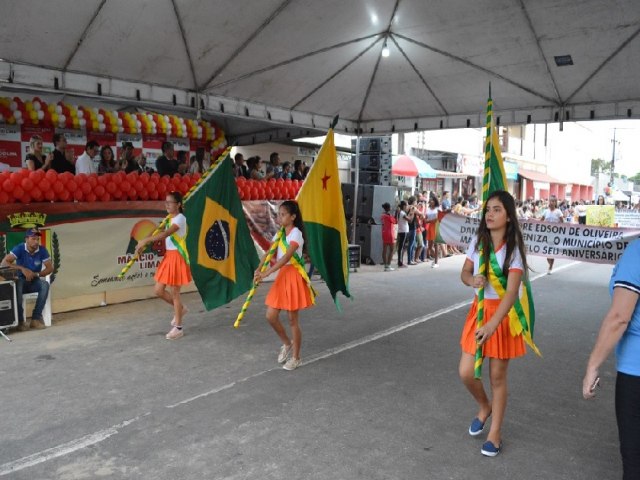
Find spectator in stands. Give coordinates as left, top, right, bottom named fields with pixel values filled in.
left=50, top=134, right=75, bottom=173
left=266, top=152, right=282, bottom=179
left=119, top=142, right=139, bottom=173
left=281, top=161, right=293, bottom=180
left=247, top=156, right=264, bottom=180
left=291, top=160, right=305, bottom=181
left=75, top=140, right=99, bottom=174
left=156, top=142, right=179, bottom=177
left=2, top=228, right=52, bottom=331
left=134, top=154, right=153, bottom=174
left=25, top=135, right=51, bottom=171
left=233, top=153, right=248, bottom=178
left=98, top=146, right=117, bottom=174
left=176, top=150, right=190, bottom=175
left=189, top=147, right=207, bottom=174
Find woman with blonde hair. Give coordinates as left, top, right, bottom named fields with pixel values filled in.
left=25, top=135, right=51, bottom=171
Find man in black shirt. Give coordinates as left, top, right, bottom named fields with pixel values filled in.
left=50, top=134, right=75, bottom=173
left=155, top=141, right=179, bottom=177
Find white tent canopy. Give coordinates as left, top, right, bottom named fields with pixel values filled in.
left=1, top=0, right=639, bottom=144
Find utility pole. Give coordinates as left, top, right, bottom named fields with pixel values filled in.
left=610, top=128, right=618, bottom=188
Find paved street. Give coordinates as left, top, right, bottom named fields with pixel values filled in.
left=0, top=254, right=620, bottom=479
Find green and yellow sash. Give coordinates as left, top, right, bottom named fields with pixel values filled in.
left=277, top=228, right=317, bottom=304
left=167, top=220, right=190, bottom=266
left=485, top=248, right=541, bottom=356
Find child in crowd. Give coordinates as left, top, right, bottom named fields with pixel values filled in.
left=458, top=190, right=531, bottom=457
left=254, top=201, right=314, bottom=371
left=136, top=191, right=191, bottom=340
left=380, top=202, right=397, bottom=271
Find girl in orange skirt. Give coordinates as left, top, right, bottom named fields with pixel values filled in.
left=136, top=191, right=192, bottom=340
left=459, top=190, right=529, bottom=457
left=254, top=200, right=313, bottom=371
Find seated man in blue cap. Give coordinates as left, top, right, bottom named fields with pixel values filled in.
left=2, top=228, right=53, bottom=330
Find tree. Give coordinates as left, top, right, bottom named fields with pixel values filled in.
left=590, top=158, right=611, bottom=176
left=629, top=172, right=640, bottom=184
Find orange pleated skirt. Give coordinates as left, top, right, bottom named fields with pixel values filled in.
left=460, top=296, right=526, bottom=359
left=155, top=250, right=192, bottom=286
left=265, top=265, right=313, bottom=311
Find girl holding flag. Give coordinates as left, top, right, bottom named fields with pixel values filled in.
left=254, top=200, right=314, bottom=371
left=459, top=190, right=533, bottom=457
left=136, top=191, right=191, bottom=340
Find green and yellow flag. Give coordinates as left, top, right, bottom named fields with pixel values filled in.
left=475, top=93, right=540, bottom=378
left=482, top=96, right=508, bottom=203
left=296, top=128, right=351, bottom=307
left=184, top=154, right=260, bottom=310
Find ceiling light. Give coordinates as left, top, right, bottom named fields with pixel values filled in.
left=381, top=41, right=390, bottom=58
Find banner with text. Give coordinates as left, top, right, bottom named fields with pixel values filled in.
left=439, top=213, right=640, bottom=265
left=0, top=200, right=284, bottom=300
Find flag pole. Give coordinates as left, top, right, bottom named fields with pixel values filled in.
left=233, top=229, right=285, bottom=328
left=117, top=146, right=232, bottom=279
left=475, top=84, right=493, bottom=379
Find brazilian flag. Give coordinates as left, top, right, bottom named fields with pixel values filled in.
left=184, top=154, right=259, bottom=310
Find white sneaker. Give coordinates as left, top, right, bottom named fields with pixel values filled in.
left=278, top=344, right=292, bottom=363
left=432, top=263, right=439, bottom=268
left=547, top=269, right=552, bottom=275
left=283, top=357, right=301, bottom=371
left=165, top=327, right=184, bottom=340
left=387, top=266, right=395, bottom=271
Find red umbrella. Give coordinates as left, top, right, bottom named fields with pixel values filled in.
left=391, top=155, right=437, bottom=178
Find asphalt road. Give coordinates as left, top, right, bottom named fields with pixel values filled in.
left=0, top=254, right=620, bottom=480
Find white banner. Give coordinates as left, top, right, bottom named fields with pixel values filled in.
left=615, top=210, right=640, bottom=228
left=439, top=213, right=640, bottom=265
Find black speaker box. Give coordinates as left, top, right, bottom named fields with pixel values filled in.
left=355, top=224, right=383, bottom=265
left=0, top=281, right=18, bottom=328
left=342, top=184, right=396, bottom=223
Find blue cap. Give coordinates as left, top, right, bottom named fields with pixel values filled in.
left=24, top=228, right=41, bottom=238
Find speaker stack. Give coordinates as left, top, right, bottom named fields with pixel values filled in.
left=350, top=136, right=392, bottom=186
left=344, top=136, right=395, bottom=265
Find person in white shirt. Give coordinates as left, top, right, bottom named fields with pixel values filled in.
left=541, top=197, right=563, bottom=274
left=75, top=140, right=99, bottom=175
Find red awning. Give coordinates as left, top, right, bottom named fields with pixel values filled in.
left=518, top=168, right=564, bottom=184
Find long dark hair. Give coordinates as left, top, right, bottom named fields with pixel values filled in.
left=168, top=191, right=184, bottom=213
left=476, top=190, right=529, bottom=278
left=279, top=200, right=307, bottom=254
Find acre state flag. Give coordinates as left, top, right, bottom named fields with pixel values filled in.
left=296, top=128, right=351, bottom=307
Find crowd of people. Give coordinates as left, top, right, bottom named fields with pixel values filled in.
left=233, top=152, right=310, bottom=181
left=23, top=134, right=213, bottom=177
left=380, top=190, right=478, bottom=272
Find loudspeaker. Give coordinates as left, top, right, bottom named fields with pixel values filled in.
left=352, top=153, right=392, bottom=172
left=356, top=224, right=383, bottom=265
left=0, top=281, right=17, bottom=328
left=351, top=136, right=391, bottom=154
left=342, top=184, right=396, bottom=223
left=351, top=171, right=391, bottom=186
left=341, top=183, right=355, bottom=219
left=352, top=154, right=380, bottom=170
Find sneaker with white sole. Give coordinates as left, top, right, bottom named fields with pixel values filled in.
left=166, top=327, right=184, bottom=340
left=278, top=344, right=292, bottom=363
left=283, top=357, right=301, bottom=371
left=432, top=263, right=439, bottom=268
